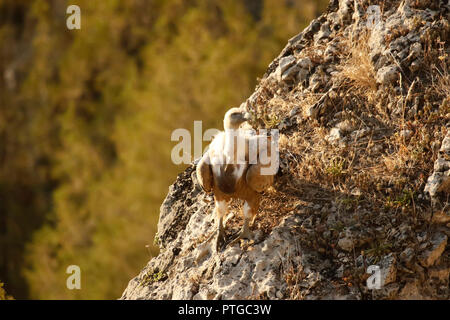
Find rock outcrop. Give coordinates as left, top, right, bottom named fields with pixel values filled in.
left=121, top=0, right=449, bottom=300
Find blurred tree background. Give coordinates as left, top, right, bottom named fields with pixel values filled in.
left=0, top=0, right=327, bottom=299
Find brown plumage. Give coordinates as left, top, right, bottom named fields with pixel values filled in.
left=196, top=107, right=277, bottom=250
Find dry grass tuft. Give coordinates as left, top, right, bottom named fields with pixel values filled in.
left=432, top=48, right=450, bottom=99
left=335, top=31, right=377, bottom=95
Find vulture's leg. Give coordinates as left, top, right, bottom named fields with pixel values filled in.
left=229, top=201, right=255, bottom=246
left=215, top=200, right=228, bottom=251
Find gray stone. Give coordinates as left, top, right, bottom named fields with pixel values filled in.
left=278, top=55, right=296, bottom=74
left=338, top=232, right=355, bottom=252
left=380, top=253, right=397, bottom=286
left=441, top=135, right=450, bottom=153
left=297, top=57, right=313, bottom=70
left=296, top=68, right=309, bottom=83
left=337, top=0, right=354, bottom=24
left=399, top=279, right=423, bottom=300
left=419, top=233, right=448, bottom=267
left=372, top=283, right=400, bottom=300
left=428, top=266, right=450, bottom=283
left=400, top=129, right=413, bottom=140
left=409, top=42, right=423, bottom=58
left=400, top=247, right=415, bottom=266
left=315, top=23, right=331, bottom=42
left=434, top=158, right=450, bottom=172
left=326, top=127, right=344, bottom=144
left=425, top=132, right=450, bottom=198
left=425, top=172, right=450, bottom=197
left=376, top=65, right=399, bottom=85
left=281, top=64, right=300, bottom=82
left=336, top=120, right=353, bottom=133
left=289, top=106, right=300, bottom=117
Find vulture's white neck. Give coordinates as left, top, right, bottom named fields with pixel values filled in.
left=223, top=128, right=246, bottom=164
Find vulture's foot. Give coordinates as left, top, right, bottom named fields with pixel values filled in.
left=215, top=222, right=227, bottom=252
left=228, top=224, right=252, bottom=247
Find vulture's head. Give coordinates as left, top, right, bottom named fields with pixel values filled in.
left=223, top=107, right=251, bottom=130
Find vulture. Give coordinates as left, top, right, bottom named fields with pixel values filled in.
left=196, top=107, right=277, bottom=250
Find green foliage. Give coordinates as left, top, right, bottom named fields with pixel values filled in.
left=384, top=189, right=415, bottom=209
left=249, top=109, right=281, bottom=129
left=139, top=269, right=167, bottom=287
left=0, top=0, right=328, bottom=299
left=337, top=196, right=361, bottom=210
left=326, top=157, right=348, bottom=177
left=364, top=241, right=392, bottom=264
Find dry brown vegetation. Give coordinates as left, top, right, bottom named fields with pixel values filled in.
left=336, top=31, right=378, bottom=94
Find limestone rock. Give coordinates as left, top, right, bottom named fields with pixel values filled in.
left=376, top=65, right=398, bottom=85
left=418, top=233, right=448, bottom=268
left=400, top=247, right=415, bottom=267
left=425, top=132, right=450, bottom=198
left=282, top=64, right=300, bottom=82
left=380, top=253, right=397, bottom=286
left=428, top=266, right=450, bottom=283
left=276, top=55, right=296, bottom=82
left=326, top=127, right=344, bottom=145
left=297, top=57, right=313, bottom=70
left=372, top=283, right=400, bottom=300
left=399, top=279, right=423, bottom=300
left=337, top=230, right=357, bottom=252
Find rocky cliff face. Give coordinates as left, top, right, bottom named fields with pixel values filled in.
left=121, top=0, right=449, bottom=300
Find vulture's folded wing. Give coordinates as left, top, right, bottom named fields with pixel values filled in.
left=246, top=135, right=276, bottom=192
left=196, top=152, right=213, bottom=192
left=246, top=164, right=274, bottom=192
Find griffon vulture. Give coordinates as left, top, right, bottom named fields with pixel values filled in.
left=196, top=107, right=277, bottom=250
